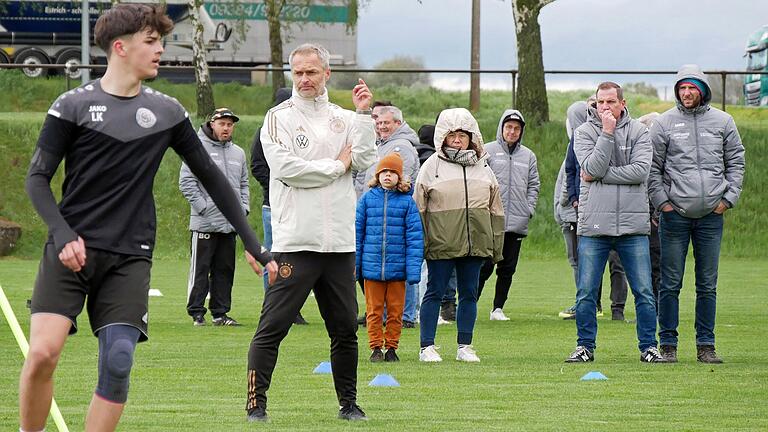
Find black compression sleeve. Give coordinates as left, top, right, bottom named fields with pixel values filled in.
left=26, top=147, right=78, bottom=252
left=171, top=120, right=272, bottom=265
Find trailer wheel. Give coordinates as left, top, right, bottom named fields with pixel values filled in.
left=14, top=48, right=50, bottom=78
left=0, top=50, right=10, bottom=64
left=56, top=49, right=83, bottom=79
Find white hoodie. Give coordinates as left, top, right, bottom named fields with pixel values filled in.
left=261, top=89, right=377, bottom=252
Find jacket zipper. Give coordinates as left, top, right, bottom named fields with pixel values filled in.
left=693, top=112, right=704, bottom=210
left=463, top=166, right=472, bottom=255
left=381, top=190, right=388, bottom=280
left=507, top=147, right=513, bottom=222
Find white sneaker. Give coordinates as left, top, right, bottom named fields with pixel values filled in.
left=419, top=345, right=443, bottom=362
left=456, top=344, right=480, bottom=362
left=437, top=316, right=452, bottom=325
left=490, top=308, right=510, bottom=321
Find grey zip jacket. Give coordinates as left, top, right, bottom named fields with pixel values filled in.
left=179, top=124, right=249, bottom=233
left=574, top=106, right=652, bottom=237
left=648, top=64, right=746, bottom=218
left=484, top=109, right=540, bottom=235
left=354, top=121, right=420, bottom=197
left=554, top=161, right=577, bottom=227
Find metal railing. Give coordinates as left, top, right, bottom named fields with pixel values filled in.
left=2, top=63, right=767, bottom=112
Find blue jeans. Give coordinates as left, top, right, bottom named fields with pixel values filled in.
left=576, top=235, right=657, bottom=352
left=402, top=283, right=418, bottom=322
left=420, top=257, right=484, bottom=347
left=658, top=211, right=723, bottom=347
left=261, top=206, right=273, bottom=290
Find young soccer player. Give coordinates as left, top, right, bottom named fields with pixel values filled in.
left=19, top=4, right=276, bottom=431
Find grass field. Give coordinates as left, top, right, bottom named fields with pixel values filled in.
left=1, top=258, right=766, bottom=431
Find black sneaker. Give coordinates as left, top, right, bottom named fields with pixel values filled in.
left=402, top=320, right=415, bottom=329
left=384, top=348, right=400, bottom=362
left=293, top=312, right=309, bottom=325
left=338, top=403, right=368, bottom=421
left=370, top=347, right=384, bottom=362
left=640, top=346, right=667, bottom=363
left=192, top=314, right=206, bottom=326
left=247, top=406, right=268, bottom=422
left=357, top=314, right=367, bottom=327
left=212, top=314, right=241, bottom=326
left=565, top=346, right=594, bottom=363
left=697, top=345, right=723, bottom=364
left=612, top=309, right=625, bottom=321
left=660, top=345, right=678, bottom=363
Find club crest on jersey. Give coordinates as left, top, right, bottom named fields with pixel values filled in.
left=136, top=107, right=157, bottom=129
left=278, top=263, right=294, bottom=279
left=89, top=105, right=107, bottom=122
left=329, top=116, right=346, bottom=133
left=296, top=134, right=310, bottom=149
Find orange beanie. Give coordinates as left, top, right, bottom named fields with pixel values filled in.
left=375, top=152, right=403, bottom=178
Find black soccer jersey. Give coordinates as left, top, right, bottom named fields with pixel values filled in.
left=27, top=80, right=270, bottom=263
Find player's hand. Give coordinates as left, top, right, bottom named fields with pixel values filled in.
left=600, top=109, right=617, bottom=134
left=245, top=251, right=266, bottom=276
left=581, top=171, right=594, bottom=182
left=352, top=78, right=372, bottom=111
left=265, top=261, right=278, bottom=286
left=59, top=236, right=86, bottom=272
left=662, top=203, right=674, bottom=212
left=337, top=144, right=353, bottom=171
left=572, top=200, right=579, bottom=209
left=713, top=200, right=728, bottom=214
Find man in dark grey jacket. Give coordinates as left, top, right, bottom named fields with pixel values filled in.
left=566, top=82, right=664, bottom=364
left=479, top=109, right=539, bottom=321
left=180, top=108, right=249, bottom=327
left=649, top=65, right=745, bottom=364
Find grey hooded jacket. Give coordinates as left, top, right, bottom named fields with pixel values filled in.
left=648, top=64, right=746, bottom=219
left=554, top=161, right=577, bottom=227
left=484, top=109, right=540, bottom=235
left=574, top=106, right=652, bottom=237
left=354, top=121, right=420, bottom=197
left=179, top=124, right=250, bottom=233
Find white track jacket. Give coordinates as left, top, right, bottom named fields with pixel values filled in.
left=261, top=89, right=377, bottom=252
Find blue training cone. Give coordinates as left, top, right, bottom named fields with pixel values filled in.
left=581, top=371, right=608, bottom=381
left=368, top=374, right=400, bottom=387
left=313, top=361, right=332, bottom=374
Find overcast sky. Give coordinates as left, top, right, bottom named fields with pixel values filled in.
left=357, top=0, right=768, bottom=93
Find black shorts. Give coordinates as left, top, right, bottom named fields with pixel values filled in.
left=31, top=242, right=152, bottom=342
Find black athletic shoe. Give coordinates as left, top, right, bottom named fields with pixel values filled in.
left=640, top=346, right=667, bottom=363
left=565, top=346, right=594, bottom=363
left=612, top=309, right=625, bottom=321
left=402, top=320, right=415, bottom=329
left=247, top=406, right=268, bottom=422
left=697, top=345, right=723, bottom=364
left=384, top=348, right=400, bottom=362
left=293, top=312, right=309, bottom=325
left=338, top=403, right=368, bottom=421
left=370, top=347, right=384, bottom=362
left=660, top=345, right=678, bottom=363
left=192, top=314, right=206, bottom=326
left=212, top=314, right=241, bottom=326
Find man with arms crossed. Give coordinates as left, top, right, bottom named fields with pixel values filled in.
left=246, top=43, right=376, bottom=422
left=20, top=5, right=276, bottom=431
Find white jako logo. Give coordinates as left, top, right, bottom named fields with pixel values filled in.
left=136, top=107, right=157, bottom=128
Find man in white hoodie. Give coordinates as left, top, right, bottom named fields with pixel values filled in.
left=245, top=43, right=377, bottom=422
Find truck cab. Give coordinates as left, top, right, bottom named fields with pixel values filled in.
left=744, top=24, right=768, bottom=106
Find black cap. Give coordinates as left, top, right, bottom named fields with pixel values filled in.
left=210, top=107, right=240, bottom=123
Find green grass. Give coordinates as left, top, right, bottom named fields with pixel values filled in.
left=1, top=258, right=766, bottom=431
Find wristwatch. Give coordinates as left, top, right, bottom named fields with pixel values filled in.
left=356, top=109, right=372, bottom=115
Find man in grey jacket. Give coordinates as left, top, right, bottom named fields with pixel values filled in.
left=649, top=65, right=745, bottom=364
left=566, top=82, right=664, bottom=363
left=180, top=108, right=249, bottom=327
left=479, top=109, right=539, bottom=321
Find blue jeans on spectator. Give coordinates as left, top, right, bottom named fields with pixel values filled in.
left=261, top=206, right=272, bottom=290
left=420, top=257, right=484, bottom=347
left=402, top=283, right=418, bottom=323
left=658, top=211, right=723, bottom=347
left=575, top=235, right=657, bottom=352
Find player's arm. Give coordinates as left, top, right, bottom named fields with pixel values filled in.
left=170, top=119, right=272, bottom=266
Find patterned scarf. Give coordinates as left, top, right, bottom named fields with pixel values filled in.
left=442, top=146, right=480, bottom=166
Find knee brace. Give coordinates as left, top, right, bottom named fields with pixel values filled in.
left=95, top=325, right=140, bottom=404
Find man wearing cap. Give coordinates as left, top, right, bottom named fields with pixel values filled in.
left=649, top=64, right=745, bottom=364
left=180, top=107, right=249, bottom=327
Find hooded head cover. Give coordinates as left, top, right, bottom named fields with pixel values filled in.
left=674, top=64, right=712, bottom=106
left=495, top=109, right=526, bottom=146
left=375, top=152, right=404, bottom=178
left=565, top=101, right=589, bottom=140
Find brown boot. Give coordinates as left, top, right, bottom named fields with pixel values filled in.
left=659, top=345, right=678, bottom=363
left=697, top=345, right=723, bottom=364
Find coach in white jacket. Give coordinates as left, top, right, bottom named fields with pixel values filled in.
left=246, top=43, right=377, bottom=423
